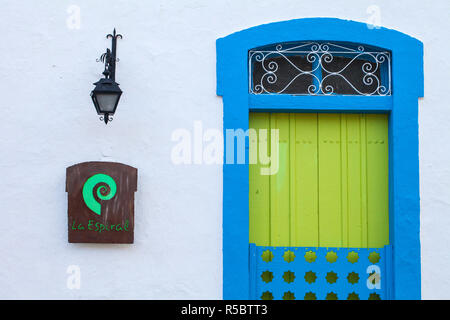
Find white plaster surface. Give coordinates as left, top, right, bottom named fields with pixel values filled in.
left=0, top=0, right=448, bottom=299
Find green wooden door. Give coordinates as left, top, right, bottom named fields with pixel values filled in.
left=249, top=113, right=389, bottom=248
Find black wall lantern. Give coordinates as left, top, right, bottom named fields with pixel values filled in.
left=91, top=29, right=122, bottom=124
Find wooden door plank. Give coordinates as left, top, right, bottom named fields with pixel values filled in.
left=270, top=113, right=290, bottom=246
left=366, top=114, right=390, bottom=247
left=346, top=114, right=364, bottom=247
left=318, top=114, right=342, bottom=247
left=249, top=113, right=271, bottom=245
left=291, top=113, right=319, bottom=246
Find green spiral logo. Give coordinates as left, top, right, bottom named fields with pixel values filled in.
left=82, top=174, right=117, bottom=215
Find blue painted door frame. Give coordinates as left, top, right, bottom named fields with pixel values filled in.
left=216, top=18, right=423, bottom=300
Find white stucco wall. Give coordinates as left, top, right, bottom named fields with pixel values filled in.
left=0, top=0, right=449, bottom=299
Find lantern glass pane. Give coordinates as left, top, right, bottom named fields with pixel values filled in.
left=95, top=93, right=119, bottom=112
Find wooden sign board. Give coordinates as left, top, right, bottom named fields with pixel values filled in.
left=66, top=162, right=137, bottom=243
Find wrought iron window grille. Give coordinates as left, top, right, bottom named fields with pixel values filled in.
left=249, top=42, right=391, bottom=96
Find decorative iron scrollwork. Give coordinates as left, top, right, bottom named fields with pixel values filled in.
left=97, top=29, right=122, bottom=81
left=249, top=42, right=391, bottom=96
